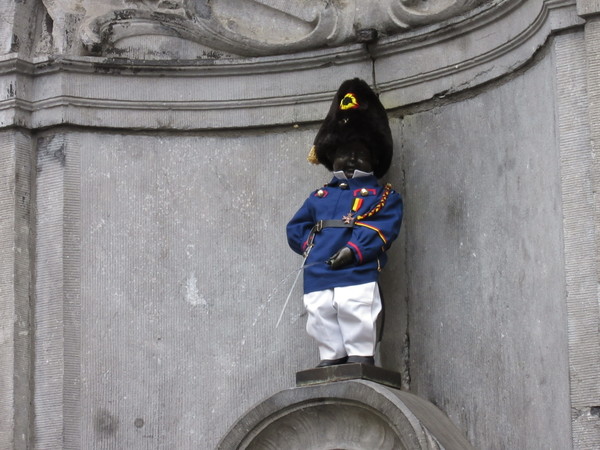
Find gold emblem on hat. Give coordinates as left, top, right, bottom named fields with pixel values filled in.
left=340, top=93, right=359, bottom=110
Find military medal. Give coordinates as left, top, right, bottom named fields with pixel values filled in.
left=342, top=197, right=364, bottom=223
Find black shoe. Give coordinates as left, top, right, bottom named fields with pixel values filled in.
left=316, top=357, right=348, bottom=367
left=347, top=356, right=375, bottom=365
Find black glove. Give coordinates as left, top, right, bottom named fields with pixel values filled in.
left=326, top=247, right=355, bottom=270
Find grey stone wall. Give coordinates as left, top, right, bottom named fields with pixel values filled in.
left=27, top=127, right=406, bottom=449
left=561, top=11, right=600, bottom=446
left=399, top=46, right=571, bottom=448
left=1, top=0, right=600, bottom=449
left=0, top=130, right=34, bottom=450
left=67, top=129, right=322, bottom=448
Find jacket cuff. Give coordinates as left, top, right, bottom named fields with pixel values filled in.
left=347, top=242, right=363, bottom=264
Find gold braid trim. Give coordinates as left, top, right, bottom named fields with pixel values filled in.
left=356, top=183, right=392, bottom=220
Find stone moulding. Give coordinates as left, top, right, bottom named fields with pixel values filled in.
left=0, top=0, right=582, bottom=131
left=217, top=380, right=475, bottom=450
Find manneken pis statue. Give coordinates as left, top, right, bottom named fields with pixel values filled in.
left=286, top=78, right=403, bottom=367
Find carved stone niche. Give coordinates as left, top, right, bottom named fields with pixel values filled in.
left=218, top=380, right=475, bottom=450
left=41, top=0, right=488, bottom=59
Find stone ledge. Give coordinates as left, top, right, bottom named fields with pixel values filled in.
left=296, top=363, right=403, bottom=389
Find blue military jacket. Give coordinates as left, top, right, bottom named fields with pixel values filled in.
left=287, top=175, right=403, bottom=294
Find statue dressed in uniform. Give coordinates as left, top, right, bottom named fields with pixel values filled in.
left=287, top=79, right=403, bottom=367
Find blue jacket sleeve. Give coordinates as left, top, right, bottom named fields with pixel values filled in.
left=286, top=197, right=314, bottom=255
left=346, top=191, right=403, bottom=264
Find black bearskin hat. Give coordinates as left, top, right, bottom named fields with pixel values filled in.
left=308, top=78, right=393, bottom=178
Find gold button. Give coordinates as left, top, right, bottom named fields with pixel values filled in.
left=360, top=188, right=369, bottom=197
left=339, top=182, right=349, bottom=189
left=316, top=189, right=325, bottom=197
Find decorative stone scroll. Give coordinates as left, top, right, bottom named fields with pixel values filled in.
left=389, top=0, right=486, bottom=27
left=41, top=0, right=489, bottom=58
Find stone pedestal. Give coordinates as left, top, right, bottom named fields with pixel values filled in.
left=219, top=375, right=474, bottom=450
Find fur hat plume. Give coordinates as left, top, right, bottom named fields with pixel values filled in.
left=309, top=78, right=393, bottom=178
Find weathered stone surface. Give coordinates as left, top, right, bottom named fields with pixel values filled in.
left=33, top=132, right=82, bottom=449
left=554, top=27, right=600, bottom=449
left=0, top=130, right=33, bottom=450
left=578, top=0, right=600, bottom=16
left=401, top=42, right=572, bottom=449
left=31, top=129, right=327, bottom=448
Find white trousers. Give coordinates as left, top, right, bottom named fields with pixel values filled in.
left=303, top=282, right=382, bottom=360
